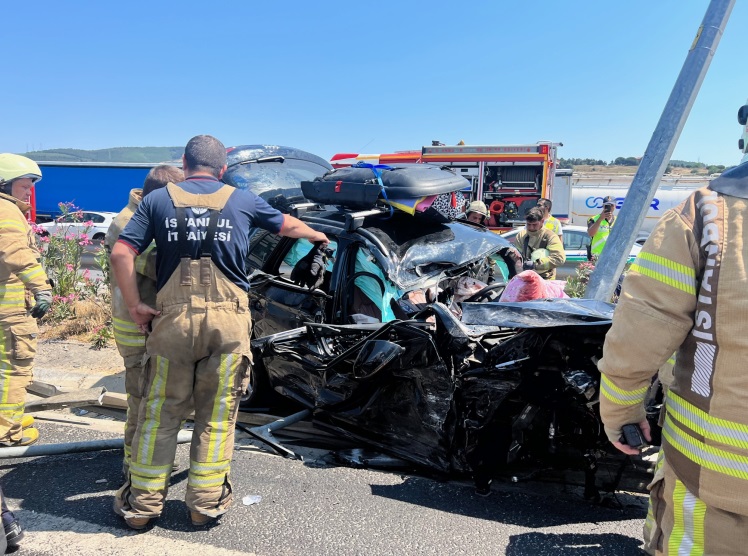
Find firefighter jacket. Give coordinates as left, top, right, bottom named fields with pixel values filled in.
left=513, top=227, right=565, bottom=280
left=105, top=189, right=157, bottom=353
left=599, top=185, right=748, bottom=516
left=0, top=192, right=50, bottom=316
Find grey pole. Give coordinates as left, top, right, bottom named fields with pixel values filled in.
left=584, top=0, right=734, bottom=301
left=0, top=430, right=193, bottom=459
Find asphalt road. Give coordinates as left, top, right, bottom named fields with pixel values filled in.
left=0, top=417, right=648, bottom=556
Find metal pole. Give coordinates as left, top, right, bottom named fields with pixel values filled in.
left=584, top=0, right=734, bottom=301
left=0, top=430, right=193, bottom=459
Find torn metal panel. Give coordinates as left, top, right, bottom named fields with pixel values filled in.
left=460, top=298, right=615, bottom=328
left=357, top=217, right=516, bottom=290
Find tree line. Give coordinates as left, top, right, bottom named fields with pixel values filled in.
left=558, top=157, right=727, bottom=174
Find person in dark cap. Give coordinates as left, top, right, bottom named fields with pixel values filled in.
left=587, top=195, right=617, bottom=256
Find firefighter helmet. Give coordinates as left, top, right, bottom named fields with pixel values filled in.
left=467, top=200, right=489, bottom=218
left=0, top=154, right=42, bottom=185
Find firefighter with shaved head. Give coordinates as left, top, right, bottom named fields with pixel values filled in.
left=111, top=135, right=327, bottom=530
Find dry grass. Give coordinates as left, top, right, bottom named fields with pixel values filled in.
left=574, top=165, right=711, bottom=176
left=39, top=298, right=111, bottom=342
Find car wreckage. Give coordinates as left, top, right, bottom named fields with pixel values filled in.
left=229, top=150, right=658, bottom=497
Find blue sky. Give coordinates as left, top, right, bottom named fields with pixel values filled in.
left=4, top=1, right=747, bottom=166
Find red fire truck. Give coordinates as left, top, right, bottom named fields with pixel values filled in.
left=330, top=141, right=561, bottom=231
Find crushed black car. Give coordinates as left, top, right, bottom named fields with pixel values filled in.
left=236, top=159, right=658, bottom=496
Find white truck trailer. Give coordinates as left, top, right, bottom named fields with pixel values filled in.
left=552, top=170, right=710, bottom=233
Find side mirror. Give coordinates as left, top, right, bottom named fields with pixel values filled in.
left=738, top=104, right=748, bottom=126
left=352, top=340, right=405, bottom=378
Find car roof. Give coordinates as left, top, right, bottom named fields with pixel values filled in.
left=300, top=208, right=514, bottom=289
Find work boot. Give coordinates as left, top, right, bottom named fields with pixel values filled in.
left=123, top=515, right=151, bottom=530
left=113, top=488, right=152, bottom=531
left=2, top=511, right=23, bottom=548
left=20, top=415, right=34, bottom=430
left=189, top=510, right=218, bottom=527
left=0, top=428, right=39, bottom=448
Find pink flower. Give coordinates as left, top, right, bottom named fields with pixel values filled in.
left=83, top=220, right=93, bottom=227
left=65, top=234, right=75, bottom=241
left=83, top=269, right=91, bottom=279
left=39, top=235, right=50, bottom=243
left=65, top=264, right=74, bottom=271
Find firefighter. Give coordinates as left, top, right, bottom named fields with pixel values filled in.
left=587, top=195, right=616, bottom=256
left=104, top=165, right=184, bottom=476
left=513, top=206, right=565, bottom=280
left=536, top=197, right=563, bottom=243
left=466, top=201, right=489, bottom=225
left=110, top=135, right=328, bottom=530
left=0, top=154, right=53, bottom=447
left=599, top=162, right=748, bottom=554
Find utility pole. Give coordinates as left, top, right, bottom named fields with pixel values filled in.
left=584, top=0, right=735, bottom=301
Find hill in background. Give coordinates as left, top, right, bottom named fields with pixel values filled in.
left=21, top=147, right=727, bottom=176
left=23, top=147, right=182, bottom=163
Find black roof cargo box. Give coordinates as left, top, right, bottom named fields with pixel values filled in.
left=301, top=164, right=468, bottom=209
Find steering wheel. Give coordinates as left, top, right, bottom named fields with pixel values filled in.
left=463, top=282, right=506, bottom=303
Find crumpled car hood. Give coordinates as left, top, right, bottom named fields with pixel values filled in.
left=362, top=216, right=517, bottom=290
left=460, top=298, right=615, bottom=328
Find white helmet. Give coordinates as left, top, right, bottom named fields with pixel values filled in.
left=0, top=154, right=42, bottom=186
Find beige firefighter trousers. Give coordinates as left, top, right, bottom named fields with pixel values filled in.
left=0, top=313, right=37, bottom=443
left=643, top=449, right=748, bottom=555
left=118, top=260, right=251, bottom=519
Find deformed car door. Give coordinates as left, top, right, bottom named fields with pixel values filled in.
left=249, top=237, right=338, bottom=338
left=250, top=276, right=331, bottom=337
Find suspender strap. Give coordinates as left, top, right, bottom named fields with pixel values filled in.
left=199, top=210, right=221, bottom=286
left=175, top=206, right=192, bottom=286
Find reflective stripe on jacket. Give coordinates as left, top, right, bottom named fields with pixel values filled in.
left=105, top=189, right=157, bottom=350
left=599, top=187, right=748, bottom=515
left=0, top=192, right=49, bottom=316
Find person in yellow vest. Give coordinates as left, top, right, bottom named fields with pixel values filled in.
left=111, top=135, right=328, bottom=530
left=537, top=198, right=562, bottom=244
left=0, top=154, right=53, bottom=448
left=598, top=161, right=748, bottom=554
left=104, top=165, right=184, bottom=477
left=587, top=195, right=616, bottom=256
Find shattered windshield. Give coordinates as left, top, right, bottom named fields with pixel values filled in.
left=223, top=145, right=332, bottom=201
left=364, top=215, right=515, bottom=289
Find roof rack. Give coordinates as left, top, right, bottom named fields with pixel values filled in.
left=289, top=202, right=319, bottom=218
left=344, top=207, right=390, bottom=232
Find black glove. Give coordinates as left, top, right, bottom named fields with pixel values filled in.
left=290, top=242, right=329, bottom=290
left=522, top=260, right=535, bottom=271
left=31, top=290, right=53, bottom=319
